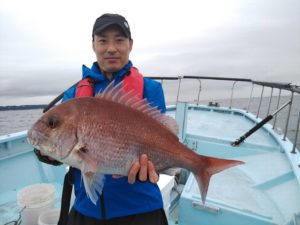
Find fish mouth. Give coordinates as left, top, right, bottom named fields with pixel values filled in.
left=27, top=136, right=37, bottom=148
left=27, top=128, right=76, bottom=161
left=27, top=123, right=79, bottom=162
left=27, top=128, right=40, bottom=148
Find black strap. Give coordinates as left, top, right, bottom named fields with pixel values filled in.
left=100, top=194, right=107, bottom=222
left=58, top=167, right=74, bottom=225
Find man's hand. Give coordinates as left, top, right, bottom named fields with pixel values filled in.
left=112, top=154, right=159, bottom=184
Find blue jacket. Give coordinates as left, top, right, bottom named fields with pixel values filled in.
left=62, top=61, right=166, bottom=220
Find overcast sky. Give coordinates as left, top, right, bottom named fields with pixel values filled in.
left=0, top=0, right=299, bottom=106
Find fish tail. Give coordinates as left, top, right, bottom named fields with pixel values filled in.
left=192, top=155, right=244, bottom=204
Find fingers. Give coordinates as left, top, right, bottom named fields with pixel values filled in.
left=138, top=154, right=148, bottom=182
left=128, top=160, right=140, bottom=184
left=127, top=154, right=159, bottom=184
left=148, top=160, right=159, bottom=183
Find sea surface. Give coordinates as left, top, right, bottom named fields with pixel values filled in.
left=0, top=109, right=44, bottom=136
left=0, top=95, right=299, bottom=149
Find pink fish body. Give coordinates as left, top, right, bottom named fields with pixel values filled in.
left=28, top=82, right=244, bottom=204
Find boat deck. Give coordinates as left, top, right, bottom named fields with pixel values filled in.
left=168, top=106, right=279, bottom=148
left=168, top=105, right=300, bottom=225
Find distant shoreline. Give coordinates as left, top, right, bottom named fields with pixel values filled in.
left=0, top=105, right=47, bottom=111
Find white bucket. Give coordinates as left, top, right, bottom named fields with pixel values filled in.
left=17, top=183, right=55, bottom=225
left=38, top=208, right=60, bottom=225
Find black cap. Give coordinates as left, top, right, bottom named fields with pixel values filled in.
left=92, top=13, right=131, bottom=38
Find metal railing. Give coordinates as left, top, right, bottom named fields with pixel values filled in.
left=146, top=75, right=300, bottom=152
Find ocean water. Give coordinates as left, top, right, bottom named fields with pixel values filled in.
left=0, top=109, right=43, bottom=136
left=0, top=96, right=299, bottom=149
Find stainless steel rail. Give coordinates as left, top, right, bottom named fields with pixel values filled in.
left=146, top=76, right=300, bottom=151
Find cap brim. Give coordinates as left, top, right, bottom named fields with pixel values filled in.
left=93, top=22, right=130, bottom=38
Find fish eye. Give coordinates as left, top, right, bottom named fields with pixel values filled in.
left=47, top=115, right=59, bottom=129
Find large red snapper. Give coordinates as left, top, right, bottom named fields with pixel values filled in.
left=28, top=82, right=244, bottom=204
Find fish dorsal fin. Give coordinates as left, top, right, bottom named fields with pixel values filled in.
left=96, top=81, right=178, bottom=136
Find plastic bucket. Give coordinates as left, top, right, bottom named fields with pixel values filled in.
left=38, top=208, right=60, bottom=225
left=17, top=183, right=55, bottom=225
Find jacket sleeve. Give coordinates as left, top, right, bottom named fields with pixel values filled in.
left=143, top=78, right=166, bottom=113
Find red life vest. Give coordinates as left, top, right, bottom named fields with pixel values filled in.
left=75, top=67, right=144, bottom=99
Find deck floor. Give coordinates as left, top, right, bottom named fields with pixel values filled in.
left=168, top=107, right=278, bottom=148
left=169, top=106, right=300, bottom=225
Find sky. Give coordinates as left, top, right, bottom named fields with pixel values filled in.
left=0, top=0, right=299, bottom=106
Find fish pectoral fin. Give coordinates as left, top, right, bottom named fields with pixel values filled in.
left=82, top=172, right=106, bottom=205
left=81, top=151, right=97, bottom=174
left=80, top=151, right=105, bottom=205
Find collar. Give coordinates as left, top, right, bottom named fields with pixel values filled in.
left=82, top=61, right=133, bottom=82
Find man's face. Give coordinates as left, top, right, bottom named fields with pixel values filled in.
left=93, top=26, right=133, bottom=74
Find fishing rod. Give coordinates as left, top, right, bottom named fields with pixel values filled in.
left=231, top=100, right=291, bottom=146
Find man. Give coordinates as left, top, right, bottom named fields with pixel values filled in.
left=56, top=13, right=167, bottom=225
